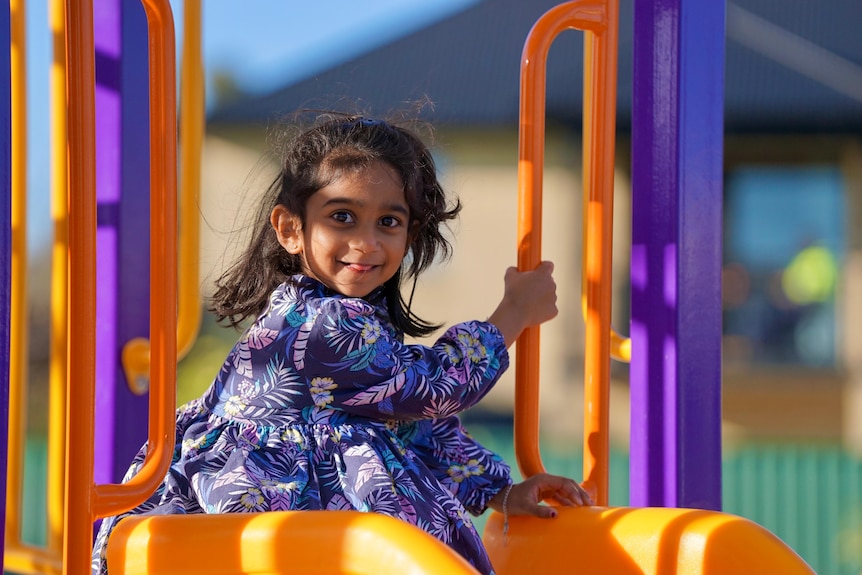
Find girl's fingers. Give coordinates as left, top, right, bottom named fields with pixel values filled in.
left=535, top=474, right=594, bottom=507
left=505, top=475, right=594, bottom=519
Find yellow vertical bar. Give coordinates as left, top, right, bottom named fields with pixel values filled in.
left=6, top=0, right=27, bottom=550
left=581, top=0, right=617, bottom=506
left=48, top=0, right=69, bottom=556
left=63, top=0, right=98, bottom=572
left=177, top=0, right=202, bottom=359
left=121, top=0, right=200, bottom=394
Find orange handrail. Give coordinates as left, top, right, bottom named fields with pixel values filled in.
left=514, top=0, right=618, bottom=506
left=121, top=0, right=203, bottom=394
left=64, top=1, right=177, bottom=573
left=93, top=0, right=178, bottom=518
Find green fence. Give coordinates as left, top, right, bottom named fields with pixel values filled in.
left=14, top=433, right=862, bottom=575
left=723, top=444, right=862, bottom=575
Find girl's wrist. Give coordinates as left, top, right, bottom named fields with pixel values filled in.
left=487, top=481, right=514, bottom=513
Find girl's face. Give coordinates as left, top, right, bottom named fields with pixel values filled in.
left=272, top=160, right=412, bottom=298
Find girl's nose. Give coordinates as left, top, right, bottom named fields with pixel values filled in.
left=350, top=226, right=380, bottom=252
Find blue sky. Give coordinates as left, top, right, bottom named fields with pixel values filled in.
left=22, top=0, right=478, bottom=250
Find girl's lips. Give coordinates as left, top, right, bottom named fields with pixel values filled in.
left=344, top=263, right=376, bottom=272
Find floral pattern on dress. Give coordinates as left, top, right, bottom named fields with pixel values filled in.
left=91, top=275, right=511, bottom=575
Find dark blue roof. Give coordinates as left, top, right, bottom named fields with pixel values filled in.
left=209, top=0, right=862, bottom=133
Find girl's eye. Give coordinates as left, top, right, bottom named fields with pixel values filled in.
left=379, top=215, right=401, bottom=228
left=332, top=211, right=354, bottom=224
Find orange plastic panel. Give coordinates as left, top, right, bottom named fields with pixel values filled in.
left=107, top=511, right=481, bottom=575
left=483, top=506, right=815, bottom=574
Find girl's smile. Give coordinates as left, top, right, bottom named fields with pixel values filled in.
left=271, top=160, right=412, bottom=298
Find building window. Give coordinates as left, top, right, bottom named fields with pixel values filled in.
left=723, top=166, right=844, bottom=368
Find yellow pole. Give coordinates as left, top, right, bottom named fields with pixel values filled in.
left=48, top=0, right=69, bottom=556
left=6, top=0, right=28, bottom=551
left=177, top=0, right=202, bottom=359
left=121, top=0, right=202, bottom=393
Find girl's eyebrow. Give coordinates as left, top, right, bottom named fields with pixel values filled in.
left=322, top=196, right=409, bottom=216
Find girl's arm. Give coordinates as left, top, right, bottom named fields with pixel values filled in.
left=301, top=261, right=557, bottom=421
left=303, top=299, right=509, bottom=420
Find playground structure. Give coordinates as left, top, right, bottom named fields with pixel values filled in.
left=1, top=1, right=822, bottom=574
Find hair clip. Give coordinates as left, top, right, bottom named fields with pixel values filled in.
left=356, top=117, right=383, bottom=127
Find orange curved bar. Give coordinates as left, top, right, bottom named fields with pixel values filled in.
left=515, top=0, right=617, bottom=506
left=484, top=505, right=815, bottom=575
left=107, top=512, right=480, bottom=575
left=93, top=0, right=178, bottom=518
left=121, top=0, right=202, bottom=393
left=4, top=546, right=63, bottom=575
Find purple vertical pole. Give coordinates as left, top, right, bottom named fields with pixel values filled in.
left=630, top=0, right=725, bottom=510
left=115, top=0, right=151, bottom=476
left=1, top=2, right=12, bottom=558
left=92, top=0, right=150, bottom=485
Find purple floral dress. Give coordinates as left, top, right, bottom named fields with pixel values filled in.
left=92, top=275, right=511, bottom=575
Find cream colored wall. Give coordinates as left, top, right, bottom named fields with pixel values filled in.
left=198, top=127, right=634, bottom=449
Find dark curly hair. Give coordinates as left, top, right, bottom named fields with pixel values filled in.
left=210, top=112, right=462, bottom=337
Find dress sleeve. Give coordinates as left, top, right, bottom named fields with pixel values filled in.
left=301, top=298, right=509, bottom=421
left=397, top=416, right=511, bottom=516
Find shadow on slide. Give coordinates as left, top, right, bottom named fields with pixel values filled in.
left=106, top=510, right=481, bottom=575
left=483, top=505, right=816, bottom=574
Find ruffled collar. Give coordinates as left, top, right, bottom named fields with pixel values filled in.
left=286, top=274, right=387, bottom=306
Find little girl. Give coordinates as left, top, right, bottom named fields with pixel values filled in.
left=91, top=114, right=592, bottom=575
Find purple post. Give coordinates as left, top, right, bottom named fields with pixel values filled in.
left=1, top=2, right=11, bottom=558
left=92, top=0, right=150, bottom=485
left=630, top=0, right=725, bottom=510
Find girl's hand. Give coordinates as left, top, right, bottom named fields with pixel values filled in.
left=487, top=261, right=558, bottom=347
left=488, top=473, right=594, bottom=520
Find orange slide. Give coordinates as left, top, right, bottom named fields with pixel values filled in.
left=484, top=505, right=815, bottom=574
left=107, top=511, right=480, bottom=575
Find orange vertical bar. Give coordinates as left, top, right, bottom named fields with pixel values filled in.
left=515, top=0, right=617, bottom=506
left=580, top=0, right=618, bottom=505
left=63, top=1, right=98, bottom=574
left=93, top=0, right=177, bottom=518
left=6, top=0, right=28, bottom=551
